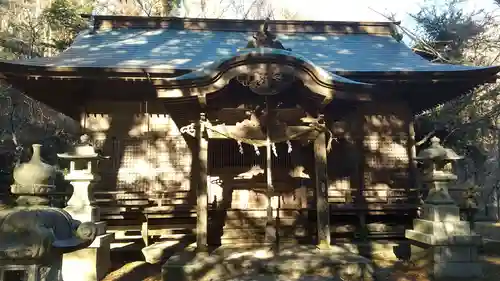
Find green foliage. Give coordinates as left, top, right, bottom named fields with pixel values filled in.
left=411, top=0, right=499, bottom=148
left=412, top=0, right=500, bottom=206
left=42, top=0, right=90, bottom=52
left=0, top=0, right=45, bottom=58
left=0, top=0, right=90, bottom=59
left=411, top=0, right=488, bottom=63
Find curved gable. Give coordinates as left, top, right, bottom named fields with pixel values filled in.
left=155, top=48, right=374, bottom=103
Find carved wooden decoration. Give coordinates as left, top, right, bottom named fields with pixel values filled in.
left=236, top=68, right=295, bottom=96
left=246, top=19, right=292, bottom=51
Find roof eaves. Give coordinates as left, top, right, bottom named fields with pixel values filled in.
left=336, top=66, right=500, bottom=83
left=0, top=61, right=190, bottom=80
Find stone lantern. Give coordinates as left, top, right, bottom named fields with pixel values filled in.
left=406, top=136, right=482, bottom=278
left=0, top=143, right=99, bottom=281
left=0, top=206, right=99, bottom=281
left=57, top=134, right=114, bottom=281
left=57, top=134, right=108, bottom=223
left=414, top=136, right=462, bottom=205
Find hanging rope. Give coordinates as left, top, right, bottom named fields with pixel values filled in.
left=179, top=118, right=337, bottom=156
left=204, top=121, right=334, bottom=148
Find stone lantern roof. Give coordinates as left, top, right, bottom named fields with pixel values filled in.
left=57, top=135, right=109, bottom=160
left=415, top=136, right=463, bottom=161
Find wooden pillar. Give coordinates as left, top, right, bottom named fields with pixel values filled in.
left=408, top=118, right=418, bottom=191
left=265, top=136, right=276, bottom=244
left=407, top=117, right=422, bottom=219
left=354, top=108, right=367, bottom=241
left=195, top=112, right=208, bottom=252
left=314, top=121, right=330, bottom=248
left=265, top=98, right=276, bottom=244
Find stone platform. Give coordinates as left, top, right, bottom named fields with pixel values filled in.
left=475, top=222, right=500, bottom=255
left=405, top=204, right=483, bottom=279
left=226, top=276, right=343, bottom=281
left=162, top=245, right=374, bottom=281
left=475, top=222, right=500, bottom=240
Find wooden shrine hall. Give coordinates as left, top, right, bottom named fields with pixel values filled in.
left=0, top=15, right=499, bottom=249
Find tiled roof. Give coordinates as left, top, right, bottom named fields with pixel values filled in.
left=0, top=19, right=496, bottom=74
left=166, top=48, right=371, bottom=85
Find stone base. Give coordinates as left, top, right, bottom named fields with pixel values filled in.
left=410, top=243, right=482, bottom=278
left=61, top=233, right=114, bottom=281
left=162, top=245, right=374, bottom=281
left=406, top=204, right=483, bottom=279
left=0, top=261, right=62, bottom=281
left=64, top=206, right=100, bottom=223
left=420, top=204, right=461, bottom=222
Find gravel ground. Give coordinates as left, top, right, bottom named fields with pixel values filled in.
left=101, top=252, right=500, bottom=281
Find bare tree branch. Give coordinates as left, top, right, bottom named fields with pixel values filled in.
left=416, top=130, right=436, bottom=146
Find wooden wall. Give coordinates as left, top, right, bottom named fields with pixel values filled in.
left=326, top=101, right=416, bottom=240
left=82, top=101, right=196, bottom=221
left=82, top=100, right=417, bottom=244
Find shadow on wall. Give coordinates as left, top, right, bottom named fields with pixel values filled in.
left=85, top=102, right=199, bottom=212
left=0, top=87, right=80, bottom=173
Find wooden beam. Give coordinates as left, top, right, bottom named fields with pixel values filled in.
left=207, top=125, right=319, bottom=140
left=212, top=108, right=309, bottom=125
left=195, top=112, right=208, bottom=252
left=314, top=124, right=330, bottom=249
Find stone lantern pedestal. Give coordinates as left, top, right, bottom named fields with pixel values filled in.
left=57, top=135, right=114, bottom=281
left=405, top=137, right=482, bottom=278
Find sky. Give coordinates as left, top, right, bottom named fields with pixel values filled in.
left=274, top=0, right=500, bottom=44
left=270, top=0, right=499, bottom=24
left=96, top=0, right=500, bottom=37
left=163, top=0, right=498, bottom=46
left=177, top=0, right=499, bottom=25
left=96, top=0, right=500, bottom=27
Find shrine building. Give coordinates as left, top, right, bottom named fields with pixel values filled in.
left=0, top=15, right=499, bottom=249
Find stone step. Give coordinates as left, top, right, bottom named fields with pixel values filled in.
left=405, top=229, right=482, bottom=246
left=142, top=240, right=195, bottom=264
left=95, top=221, right=108, bottom=236
left=480, top=238, right=500, bottom=255
left=162, top=245, right=374, bottom=281
left=475, top=222, right=500, bottom=240
left=412, top=219, right=470, bottom=236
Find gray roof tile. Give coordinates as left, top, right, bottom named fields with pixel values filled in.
left=3, top=28, right=492, bottom=73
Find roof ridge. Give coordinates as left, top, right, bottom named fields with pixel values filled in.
left=80, top=14, right=397, bottom=36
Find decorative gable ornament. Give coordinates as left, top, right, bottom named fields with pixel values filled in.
left=246, top=20, right=292, bottom=51
left=237, top=20, right=295, bottom=95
